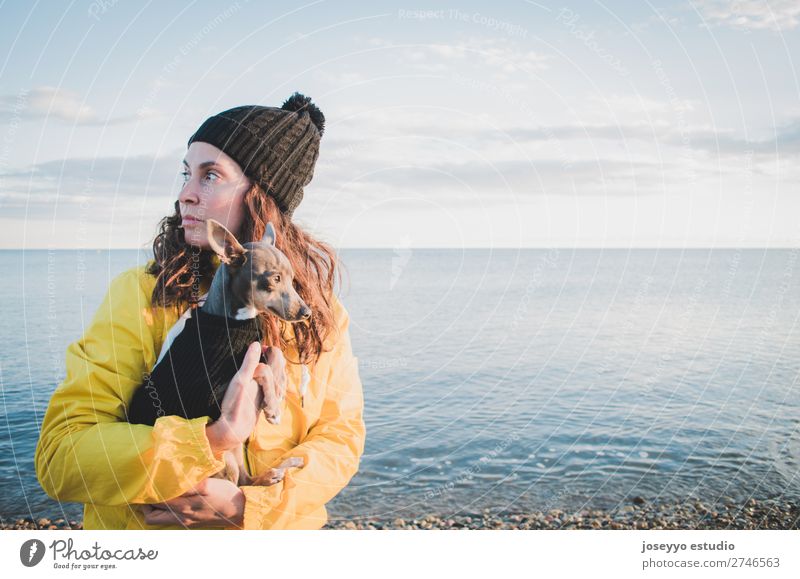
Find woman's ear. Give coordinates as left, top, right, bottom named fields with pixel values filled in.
left=207, top=219, right=248, bottom=265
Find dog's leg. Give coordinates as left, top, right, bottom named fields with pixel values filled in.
left=207, top=450, right=240, bottom=486
left=233, top=444, right=254, bottom=487
left=255, top=369, right=282, bottom=425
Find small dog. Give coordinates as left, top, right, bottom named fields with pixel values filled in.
left=127, top=218, right=310, bottom=487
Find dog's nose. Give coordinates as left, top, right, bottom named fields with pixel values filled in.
left=298, top=305, right=311, bottom=320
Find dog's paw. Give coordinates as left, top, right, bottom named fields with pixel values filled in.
left=250, top=467, right=285, bottom=486
left=259, top=395, right=282, bottom=424
left=261, top=405, right=282, bottom=425
left=278, top=456, right=304, bottom=470
left=248, top=457, right=305, bottom=486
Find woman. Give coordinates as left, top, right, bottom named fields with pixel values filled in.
left=34, top=93, right=366, bottom=530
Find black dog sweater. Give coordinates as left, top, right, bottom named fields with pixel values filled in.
left=126, top=307, right=263, bottom=426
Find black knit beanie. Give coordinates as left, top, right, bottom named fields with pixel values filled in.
left=187, top=92, right=325, bottom=219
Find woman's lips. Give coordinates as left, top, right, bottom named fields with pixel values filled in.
left=181, top=216, right=203, bottom=225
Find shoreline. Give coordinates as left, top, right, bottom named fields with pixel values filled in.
left=322, top=497, right=800, bottom=530
left=3, top=498, right=797, bottom=530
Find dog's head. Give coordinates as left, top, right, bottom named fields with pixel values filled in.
left=205, top=218, right=311, bottom=323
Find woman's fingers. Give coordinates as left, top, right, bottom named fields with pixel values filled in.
left=141, top=504, right=180, bottom=526
left=237, top=342, right=263, bottom=382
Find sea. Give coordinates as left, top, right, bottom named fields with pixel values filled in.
left=1, top=248, right=799, bottom=524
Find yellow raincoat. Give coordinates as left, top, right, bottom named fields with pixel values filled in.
left=35, top=257, right=365, bottom=530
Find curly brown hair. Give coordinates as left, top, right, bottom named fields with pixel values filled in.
left=146, top=184, right=345, bottom=366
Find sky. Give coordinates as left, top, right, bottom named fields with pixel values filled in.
left=0, top=0, right=798, bottom=249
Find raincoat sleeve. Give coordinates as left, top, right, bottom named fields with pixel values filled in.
left=239, top=296, right=366, bottom=529
left=35, top=267, right=226, bottom=507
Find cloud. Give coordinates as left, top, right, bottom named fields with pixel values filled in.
left=311, top=104, right=800, bottom=207
left=661, top=118, right=800, bottom=155
left=629, top=7, right=685, bottom=34
left=428, top=38, right=549, bottom=72
left=501, top=121, right=800, bottom=157
left=695, top=0, right=800, bottom=31
left=315, top=69, right=369, bottom=87
left=329, top=157, right=710, bottom=201
left=0, top=152, right=183, bottom=208
left=326, top=102, right=800, bottom=165
left=366, top=36, right=550, bottom=77
left=0, top=86, right=162, bottom=125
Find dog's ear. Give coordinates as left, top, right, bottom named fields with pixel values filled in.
left=206, top=219, right=247, bottom=266
left=260, top=222, right=277, bottom=247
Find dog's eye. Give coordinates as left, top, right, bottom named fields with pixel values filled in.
left=274, top=275, right=281, bottom=283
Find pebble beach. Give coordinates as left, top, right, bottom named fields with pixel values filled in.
left=323, top=498, right=800, bottom=530
left=3, top=498, right=798, bottom=530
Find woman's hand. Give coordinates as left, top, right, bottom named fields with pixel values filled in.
left=205, top=341, right=264, bottom=454
left=139, top=478, right=245, bottom=528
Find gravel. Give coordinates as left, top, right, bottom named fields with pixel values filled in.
left=322, top=498, right=800, bottom=530
left=1, top=517, right=82, bottom=530
left=5, top=498, right=797, bottom=530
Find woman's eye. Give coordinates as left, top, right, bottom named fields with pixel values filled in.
left=180, top=171, right=190, bottom=182
left=204, top=171, right=220, bottom=183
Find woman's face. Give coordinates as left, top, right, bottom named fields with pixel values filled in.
left=178, top=141, right=251, bottom=250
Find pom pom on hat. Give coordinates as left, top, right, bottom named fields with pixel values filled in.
left=281, top=92, right=325, bottom=136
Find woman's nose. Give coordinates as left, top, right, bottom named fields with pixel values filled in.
left=178, top=180, right=200, bottom=205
